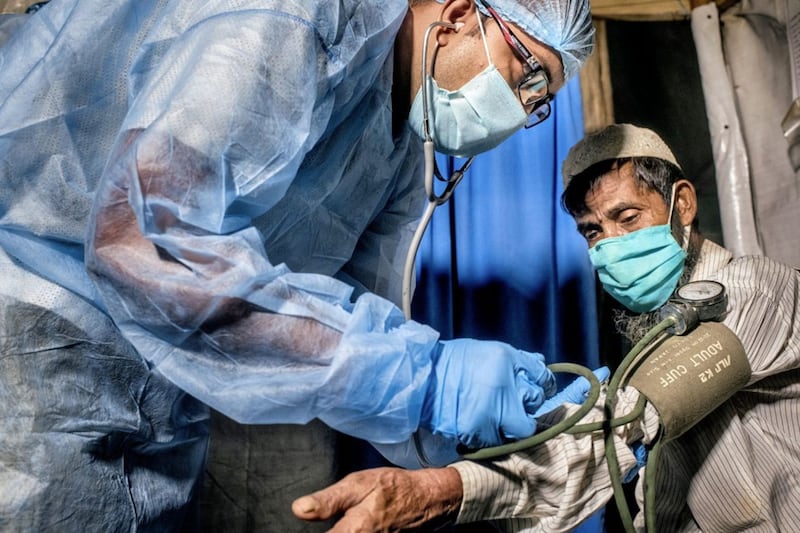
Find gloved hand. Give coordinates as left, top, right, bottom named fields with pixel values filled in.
left=623, top=441, right=648, bottom=483
left=534, top=366, right=610, bottom=417
left=421, top=339, right=556, bottom=449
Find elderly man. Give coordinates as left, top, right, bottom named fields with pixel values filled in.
left=0, top=0, right=594, bottom=530
left=294, top=124, right=800, bottom=531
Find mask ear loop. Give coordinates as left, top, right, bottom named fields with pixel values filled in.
left=666, top=183, right=678, bottom=226
left=475, top=11, right=493, bottom=66
left=666, top=183, right=691, bottom=250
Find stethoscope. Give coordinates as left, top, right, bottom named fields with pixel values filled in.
left=399, top=21, right=602, bottom=472
left=400, top=20, right=475, bottom=319
left=398, top=18, right=601, bottom=471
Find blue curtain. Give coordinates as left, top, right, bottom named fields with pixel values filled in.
left=411, top=76, right=604, bottom=532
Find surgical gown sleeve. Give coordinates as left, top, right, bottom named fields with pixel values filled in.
left=0, top=13, right=26, bottom=46
left=85, top=4, right=439, bottom=444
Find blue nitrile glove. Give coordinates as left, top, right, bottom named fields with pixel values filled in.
left=421, top=339, right=557, bottom=450
left=534, top=366, right=610, bottom=417
left=623, top=441, right=649, bottom=483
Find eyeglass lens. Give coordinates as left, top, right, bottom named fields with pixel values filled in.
left=518, top=70, right=548, bottom=107
left=478, top=0, right=551, bottom=125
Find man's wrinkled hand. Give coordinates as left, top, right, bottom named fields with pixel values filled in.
left=292, top=466, right=463, bottom=532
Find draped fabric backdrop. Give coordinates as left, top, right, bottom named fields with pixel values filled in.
left=411, top=77, right=604, bottom=532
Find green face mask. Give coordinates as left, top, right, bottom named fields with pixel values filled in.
left=588, top=224, right=687, bottom=313
left=587, top=186, right=686, bottom=313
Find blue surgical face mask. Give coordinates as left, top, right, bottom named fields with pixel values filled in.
left=408, top=14, right=528, bottom=157
left=588, top=186, right=687, bottom=313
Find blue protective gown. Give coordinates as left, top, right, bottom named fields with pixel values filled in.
left=0, top=1, right=440, bottom=529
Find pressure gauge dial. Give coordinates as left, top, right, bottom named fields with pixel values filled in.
left=660, top=280, right=728, bottom=335
left=673, top=280, right=728, bottom=322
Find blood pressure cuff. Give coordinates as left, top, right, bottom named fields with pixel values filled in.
left=628, top=322, right=750, bottom=441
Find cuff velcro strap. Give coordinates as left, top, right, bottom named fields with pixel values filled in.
left=628, top=322, right=750, bottom=441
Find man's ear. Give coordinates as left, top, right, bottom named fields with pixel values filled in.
left=674, top=179, right=697, bottom=227
left=436, top=0, right=475, bottom=46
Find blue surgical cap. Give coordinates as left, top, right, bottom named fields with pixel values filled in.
left=466, top=0, right=595, bottom=82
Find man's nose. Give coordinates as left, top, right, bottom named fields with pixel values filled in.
left=603, top=223, right=627, bottom=239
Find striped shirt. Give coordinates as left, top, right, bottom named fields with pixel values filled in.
left=451, top=240, right=800, bottom=531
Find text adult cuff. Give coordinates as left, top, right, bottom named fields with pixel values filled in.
left=628, top=322, right=750, bottom=441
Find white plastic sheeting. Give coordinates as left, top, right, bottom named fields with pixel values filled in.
left=692, top=0, right=800, bottom=268
left=691, top=3, right=763, bottom=259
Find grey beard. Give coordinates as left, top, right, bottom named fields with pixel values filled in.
left=612, top=308, right=662, bottom=347
left=612, top=235, right=702, bottom=345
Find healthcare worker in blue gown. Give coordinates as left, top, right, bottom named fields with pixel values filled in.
left=0, top=0, right=593, bottom=530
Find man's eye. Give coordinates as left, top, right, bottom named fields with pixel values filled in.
left=583, top=230, right=599, bottom=242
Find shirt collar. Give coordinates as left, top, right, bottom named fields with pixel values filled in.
left=689, top=239, right=733, bottom=282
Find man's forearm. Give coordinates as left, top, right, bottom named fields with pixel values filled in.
left=413, top=466, right=464, bottom=526
left=453, top=388, right=653, bottom=528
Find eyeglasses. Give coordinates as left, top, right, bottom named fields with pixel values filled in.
left=477, top=0, right=552, bottom=128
